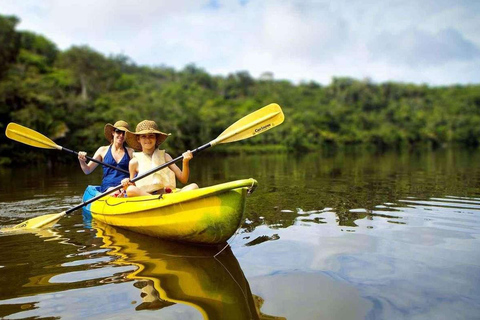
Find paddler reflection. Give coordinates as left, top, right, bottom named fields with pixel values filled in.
left=94, top=221, right=285, bottom=320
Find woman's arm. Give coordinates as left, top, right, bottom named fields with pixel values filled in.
left=78, top=146, right=106, bottom=174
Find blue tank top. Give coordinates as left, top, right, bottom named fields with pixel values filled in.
left=100, top=145, right=130, bottom=192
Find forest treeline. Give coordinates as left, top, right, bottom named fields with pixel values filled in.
left=1, top=14, right=480, bottom=166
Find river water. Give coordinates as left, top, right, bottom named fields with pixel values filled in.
left=0, top=148, right=479, bottom=319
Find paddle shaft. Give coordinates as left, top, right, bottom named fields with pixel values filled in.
left=65, top=142, right=212, bottom=214
left=63, top=146, right=129, bottom=174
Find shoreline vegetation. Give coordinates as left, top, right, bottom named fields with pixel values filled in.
left=1, top=14, right=480, bottom=166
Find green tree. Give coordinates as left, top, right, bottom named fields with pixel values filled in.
left=55, top=45, right=120, bottom=100
left=0, top=15, right=20, bottom=78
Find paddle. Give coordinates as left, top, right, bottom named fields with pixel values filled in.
left=2, top=103, right=285, bottom=231
left=5, top=123, right=129, bottom=174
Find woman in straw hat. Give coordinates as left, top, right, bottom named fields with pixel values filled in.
left=121, top=120, right=198, bottom=197
left=78, top=120, right=134, bottom=192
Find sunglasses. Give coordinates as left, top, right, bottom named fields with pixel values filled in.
left=114, top=129, right=125, bottom=135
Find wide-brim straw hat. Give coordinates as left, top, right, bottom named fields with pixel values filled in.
left=125, top=120, right=170, bottom=151
left=104, top=120, right=130, bottom=143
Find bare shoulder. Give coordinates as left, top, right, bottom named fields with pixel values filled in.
left=126, top=147, right=134, bottom=157
left=95, top=145, right=110, bottom=159
left=165, top=152, right=173, bottom=161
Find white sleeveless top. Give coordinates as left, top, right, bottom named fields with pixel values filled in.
left=133, top=149, right=176, bottom=193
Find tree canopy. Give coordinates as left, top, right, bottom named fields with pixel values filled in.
left=1, top=14, right=479, bottom=166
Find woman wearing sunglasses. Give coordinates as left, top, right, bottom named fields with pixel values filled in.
left=78, top=120, right=134, bottom=192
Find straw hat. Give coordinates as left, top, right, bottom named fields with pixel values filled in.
left=125, top=120, right=170, bottom=151
left=104, top=120, right=130, bottom=143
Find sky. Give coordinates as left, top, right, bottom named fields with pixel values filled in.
left=2, top=0, right=480, bottom=86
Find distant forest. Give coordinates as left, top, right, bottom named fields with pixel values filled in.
left=1, top=14, right=480, bottom=166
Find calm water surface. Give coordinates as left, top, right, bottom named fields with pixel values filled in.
left=1, top=149, right=480, bottom=319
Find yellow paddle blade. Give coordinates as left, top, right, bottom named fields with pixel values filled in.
left=5, top=123, right=61, bottom=150
left=1, top=212, right=66, bottom=232
left=211, top=103, right=285, bottom=146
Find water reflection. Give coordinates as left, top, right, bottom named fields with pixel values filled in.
left=1, top=149, right=480, bottom=319
left=197, top=148, right=480, bottom=231
left=0, top=223, right=92, bottom=318
left=0, top=218, right=285, bottom=319
left=94, top=221, right=285, bottom=319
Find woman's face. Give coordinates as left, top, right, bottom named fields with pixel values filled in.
left=138, top=134, right=157, bottom=150
left=112, top=128, right=126, bottom=144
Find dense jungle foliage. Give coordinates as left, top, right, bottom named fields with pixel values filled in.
left=1, top=14, right=480, bottom=166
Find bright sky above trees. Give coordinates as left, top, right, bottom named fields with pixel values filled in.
left=2, top=0, right=480, bottom=85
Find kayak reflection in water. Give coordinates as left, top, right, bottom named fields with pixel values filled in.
left=133, top=279, right=175, bottom=311
left=96, top=221, right=285, bottom=319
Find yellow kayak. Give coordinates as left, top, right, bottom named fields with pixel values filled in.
left=87, top=179, right=258, bottom=244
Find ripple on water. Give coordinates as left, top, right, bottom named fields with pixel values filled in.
left=0, top=195, right=83, bottom=220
